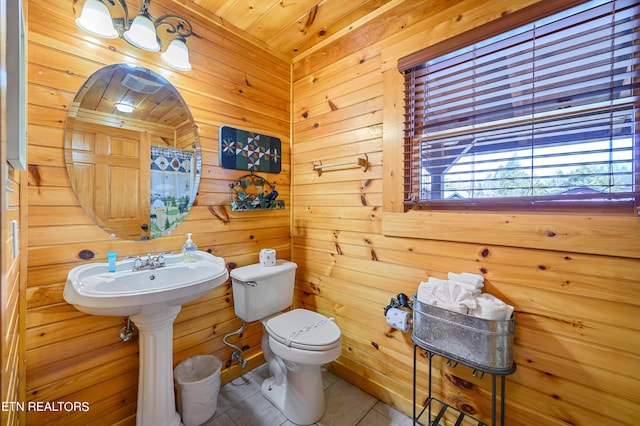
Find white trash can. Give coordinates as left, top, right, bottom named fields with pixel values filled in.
left=174, top=355, right=222, bottom=426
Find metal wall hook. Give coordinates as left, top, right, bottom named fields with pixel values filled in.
left=472, top=369, right=485, bottom=379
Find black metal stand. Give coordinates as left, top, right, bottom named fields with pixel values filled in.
left=412, top=341, right=516, bottom=426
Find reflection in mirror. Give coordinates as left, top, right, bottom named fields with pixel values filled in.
left=64, top=64, right=201, bottom=240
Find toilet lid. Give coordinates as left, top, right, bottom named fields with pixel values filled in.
left=265, top=309, right=341, bottom=351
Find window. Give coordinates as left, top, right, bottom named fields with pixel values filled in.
left=400, top=0, right=639, bottom=212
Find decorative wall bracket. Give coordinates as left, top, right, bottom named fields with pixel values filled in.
left=229, top=172, right=284, bottom=211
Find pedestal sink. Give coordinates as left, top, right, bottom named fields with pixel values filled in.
left=63, top=251, right=229, bottom=426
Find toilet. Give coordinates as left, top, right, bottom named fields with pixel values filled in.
left=230, top=260, right=341, bottom=425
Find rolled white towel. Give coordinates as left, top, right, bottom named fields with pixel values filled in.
left=434, top=282, right=451, bottom=305
left=417, top=277, right=445, bottom=303
left=505, top=304, right=514, bottom=320
left=449, top=284, right=477, bottom=309
left=431, top=282, right=476, bottom=314
left=417, top=277, right=448, bottom=303
left=428, top=276, right=448, bottom=287
left=433, top=300, right=469, bottom=314
left=449, top=280, right=482, bottom=295
left=418, top=277, right=476, bottom=313
left=469, top=293, right=514, bottom=320
left=462, top=272, right=485, bottom=282
left=417, top=281, right=437, bottom=305
left=448, top=272, right=484, bottom=289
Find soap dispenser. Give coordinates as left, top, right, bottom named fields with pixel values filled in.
left=182, top=233, right=198, bottom=263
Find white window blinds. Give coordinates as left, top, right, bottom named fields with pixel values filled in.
left=400, top=0, right=639, bottom=212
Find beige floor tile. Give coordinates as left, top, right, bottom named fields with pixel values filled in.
left=204, top=364, right=412, bottom=426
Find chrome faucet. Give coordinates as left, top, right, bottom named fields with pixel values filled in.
left=131, top=253, right=166, bottom=271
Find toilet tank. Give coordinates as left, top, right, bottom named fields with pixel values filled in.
left=230, top=260, right=297, bottom=322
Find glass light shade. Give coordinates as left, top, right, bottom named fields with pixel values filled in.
left=115, top=103, right=135, bottom=113
left=161, top=38, right=192, bottom=71
left=123, top=14, right=160, bottom=52
left=76, top=0, right=118, bottom=39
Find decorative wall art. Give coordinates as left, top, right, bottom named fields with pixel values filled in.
left=219, top=126, right=282, bottom=173
left=229, top=172, right=284, bottom=211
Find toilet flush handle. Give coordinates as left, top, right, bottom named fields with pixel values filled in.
left=234, top=279, right=257, bottom=287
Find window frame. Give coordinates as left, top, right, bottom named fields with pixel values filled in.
left=398, top=0, right=640, bottom=214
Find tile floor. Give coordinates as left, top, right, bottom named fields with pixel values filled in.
left=203, top=363, right=413, bottom=426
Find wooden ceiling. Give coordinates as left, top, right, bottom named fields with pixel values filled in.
left=180, top=0, right=396, bottom=59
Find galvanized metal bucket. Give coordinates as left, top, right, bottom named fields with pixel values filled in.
left=412, top=296, right=515, bottom=373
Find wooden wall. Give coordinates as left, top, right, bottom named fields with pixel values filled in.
left=17, top=0, right=640, bottom=425
left=291, top=0, right=640, bottom=425
left=24, top=0, right=290, bottom=424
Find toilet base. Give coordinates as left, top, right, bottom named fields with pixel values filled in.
left=261, top=366, right=326, bottom=425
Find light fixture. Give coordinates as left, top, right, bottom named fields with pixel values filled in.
left=75, top=0, right=193, bottom=71
left=76, top=0, right=119, bottom=39
left=161, top=36, right=191, bottom=71
left=115, top=102, right=135, bottom=113
left=123, top=12, right=160, bottom=52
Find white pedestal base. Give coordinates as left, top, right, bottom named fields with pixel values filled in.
left=261, top=368, right=326, bottom=426
left=131, top=305, right=183, bottom=426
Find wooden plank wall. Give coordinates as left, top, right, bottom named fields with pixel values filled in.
left=24, top=0, right=290, bottom=424
left=291, top=0, right=640, bottom=425
left=18, top=0, right=640, bottom=425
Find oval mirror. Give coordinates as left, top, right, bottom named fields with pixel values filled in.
left=64, top=64, right=201, bottom=240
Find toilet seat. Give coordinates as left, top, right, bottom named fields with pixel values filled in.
left=264, top=309, right=341, bottom=351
